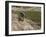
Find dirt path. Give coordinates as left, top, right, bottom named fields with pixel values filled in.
left=12, top=13, right=40, bottom=31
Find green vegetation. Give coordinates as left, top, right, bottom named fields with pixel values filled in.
left=25, top=10, right=41, bottom=23
left=13, top=10, right=41, bottom=23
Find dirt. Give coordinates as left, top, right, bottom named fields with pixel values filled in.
left=11, top=13, right=41, bottom=31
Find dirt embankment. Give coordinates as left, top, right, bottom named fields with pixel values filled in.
left=12, top=13, right=41, bottom=31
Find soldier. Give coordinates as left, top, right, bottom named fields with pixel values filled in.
left=18, top=11, right=24, bottom=22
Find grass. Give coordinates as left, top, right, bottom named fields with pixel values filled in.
left=25, top=10, right=41, bottom=23
left=13, top=10, right=41, bottom=23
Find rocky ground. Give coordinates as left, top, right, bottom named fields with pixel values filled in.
left=11, top=13, right=41, bottom=31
